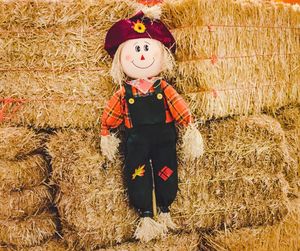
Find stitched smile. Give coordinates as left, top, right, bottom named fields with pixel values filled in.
left=131, top=58, right=155, bottom=69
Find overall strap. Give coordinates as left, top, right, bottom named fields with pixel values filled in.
left=124, top=83, right=134, bottom=98
left=154, top=79, right=162, bottom=94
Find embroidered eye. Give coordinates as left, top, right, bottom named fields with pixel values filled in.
left=144, top=44, right=149, bottom=51
left=135, top=45, right=141, bottom=52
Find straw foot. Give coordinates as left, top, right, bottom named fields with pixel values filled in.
left=157, top=212, right=178, bottom=231
left=134, top=217, right=166, bottom=243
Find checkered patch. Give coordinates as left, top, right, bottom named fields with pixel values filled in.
left=158, top=166, right=173, bottom=181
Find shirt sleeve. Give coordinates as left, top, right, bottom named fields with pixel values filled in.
left=162, top=81, right=192, bottom=126
left=100, top=88, right=124, bottom=136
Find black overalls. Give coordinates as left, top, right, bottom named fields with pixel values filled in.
left=124, top=80, right=178, bottom=218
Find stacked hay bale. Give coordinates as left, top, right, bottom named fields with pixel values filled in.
left=0, top=127, right=58, bottom=249
left=203, top=199, right=300, bottom=251
left=47, top=130, right=137, bottom=250
left=0, top=0, right=299, bottom=128
left=172, top=114, right=297, bottom=230
left=47, top=114, right=296, bottom=249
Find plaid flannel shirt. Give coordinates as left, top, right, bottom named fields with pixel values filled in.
left=100, top=80, right=192, bottom=136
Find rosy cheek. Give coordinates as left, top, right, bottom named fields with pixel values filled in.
left=125, top=55, right=132, bottom=61
left=153, top=51, right=160, bottom=59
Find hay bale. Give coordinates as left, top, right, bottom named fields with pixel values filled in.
left=0, top=239, right=67, bottom=251
left=0, top=0, right=299, bottom=128
left=56, top=184, right=137, bottom=249
left=272, top=105, right=300, bottom=191
left=97, top=232, right=200, bottom=251
left=0, top=71, right=112, bottom=129
left=162, top=0, right=299, bottom=28
left=172, top=114, right=294, bottom=230
left=0, top=211, right=57, bottom=248
left=47, top=114, right=294, bottom=248
left=203, top=199, right=300, bottom=251
left=0, top=0, right=135, bottom=31
left=179, top=52, right=297, bottom=120
left=47, top=130, right=137, bottom=249
left=0, top=155, right=48, bottom=190
left=63, top=229, right=200, bottom=250
left=0, top=185, right=52, bottom=220
left=0, top=127, right=43, bottom=160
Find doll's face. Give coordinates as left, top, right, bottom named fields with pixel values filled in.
left=120, top=38, right=163, bottom=79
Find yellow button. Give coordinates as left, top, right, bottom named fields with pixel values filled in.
left=128, top=98, right=135, bottom=104
left=157, top=93, right=163, bottom=100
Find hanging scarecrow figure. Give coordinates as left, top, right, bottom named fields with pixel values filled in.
left=100, top=6, right=204, bottom=243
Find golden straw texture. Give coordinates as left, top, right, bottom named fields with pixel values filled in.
left=0, top=155, right=48, bottom=190
left=203, top=199, right=300, bottom=251
left=47, top=129, right=137, bottom=250
left=47, top=114, right=295, bottom=249
left=272, top=105, right=300, bottom=191
left=0, top=0, right=298, bottom=128
left=0, top=128, right=44, bottom=160
left=0, top=211, right=57, bottom=248
left=172, top=115, right=295, bottom=230
left=0, top=239, right=67, bottom=251
left=0, top=185, right=52, bottom=220
left=98, top=232, right=200, bottom=251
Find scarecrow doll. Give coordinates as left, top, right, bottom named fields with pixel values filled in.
left=100, top=8, right=204, bottom=242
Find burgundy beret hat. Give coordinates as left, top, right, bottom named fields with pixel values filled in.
left=104, top=11, right=176, bottom=58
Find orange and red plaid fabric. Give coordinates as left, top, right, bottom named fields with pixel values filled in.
left=100, top=80, right=192, bottom=136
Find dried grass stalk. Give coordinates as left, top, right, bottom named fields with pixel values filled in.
left=0, top=185, right=52, bottom=220
left=0, top=211, right=57, bottom=248
left=0, top=155, right=48, bottom=190
left=204, top=199, right=300, bottom=251
left=0, top=128, right=43, bottom=160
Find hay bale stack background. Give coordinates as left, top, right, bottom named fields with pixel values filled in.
left=203, top=199, right=300, bottom=251
left=0, top=0, right=299, bottom=128
left=0, top=127, right=59, bottom=248
left=47, top=114, right=296, bottom=249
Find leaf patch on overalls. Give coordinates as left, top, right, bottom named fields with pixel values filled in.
left=132, top=165, right=145, bottom=180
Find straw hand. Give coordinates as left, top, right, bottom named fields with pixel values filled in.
left=100, top=134, right=120, bottom=162
left=181, top=123, right=204, bottom=161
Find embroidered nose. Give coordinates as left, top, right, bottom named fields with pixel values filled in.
left=141, top=55, right=145, bottom=60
